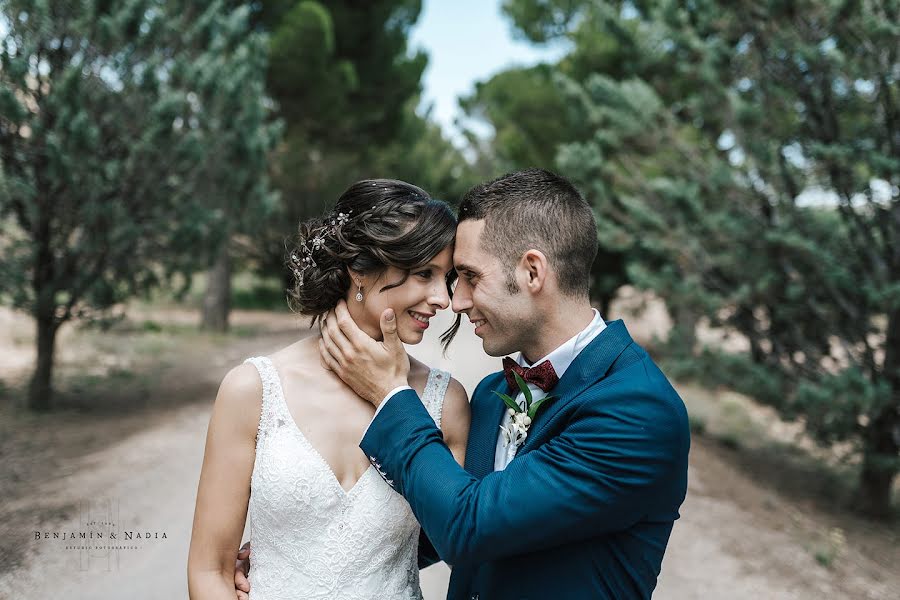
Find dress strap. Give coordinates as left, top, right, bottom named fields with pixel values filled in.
left=421, top=368, right=451, bottom=429
left=243, top=356, right=281, bottom=446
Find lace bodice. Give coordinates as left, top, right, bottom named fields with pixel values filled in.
left=244, top=357, right=449, bottom=600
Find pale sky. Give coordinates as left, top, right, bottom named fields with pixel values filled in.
left=408, top=0, right=570, bottom=144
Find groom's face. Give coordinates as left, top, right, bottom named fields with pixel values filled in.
left=452, top=219, right=534, bottom=357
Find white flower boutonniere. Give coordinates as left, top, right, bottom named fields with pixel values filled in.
left=494, top=371, right=556, bottom=451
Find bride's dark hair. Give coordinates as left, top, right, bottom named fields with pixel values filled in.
left=287, top=179, right=458, bottom=347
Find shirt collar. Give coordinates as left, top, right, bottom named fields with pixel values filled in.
left=517, top=309, right=606, bottom=379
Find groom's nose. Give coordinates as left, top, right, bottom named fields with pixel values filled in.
left=451, top=283, right=472, bottom=314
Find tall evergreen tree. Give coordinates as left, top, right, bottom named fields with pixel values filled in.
left=504, top=0, right=900, bottom=516
left=0, top=0, right=276, bottom=408
left=458, top=63, right=628, bottom=314
left=197, top=7, right=281, bottom=331
left=250, top=1, right=437, bottom=285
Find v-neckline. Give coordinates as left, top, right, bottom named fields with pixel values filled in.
left=263, top=358, right=374, bottom=497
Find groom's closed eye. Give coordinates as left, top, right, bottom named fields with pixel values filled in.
left=454, top=263, right=480, bottom=281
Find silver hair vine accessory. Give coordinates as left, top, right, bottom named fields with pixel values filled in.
left=290, top=209, right=353, bottom=287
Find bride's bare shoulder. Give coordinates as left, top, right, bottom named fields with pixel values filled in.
left=215, top=337, right=311, bottom=408
left=218, top=362, right=263, bottom=397
left=208, top=362, right=264, bottom=441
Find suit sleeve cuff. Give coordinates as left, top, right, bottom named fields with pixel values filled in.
left=362, top=385, right=412, bottom=439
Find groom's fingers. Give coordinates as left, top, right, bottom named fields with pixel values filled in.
left=317, top=309, right=336, bottom=370
left=334, top=299, right=370, bottom=348
left=318, top=337, right=332, bottom=372
left=324, top=303, right=354, bottom=358
left=319, top=337, right=341, bottom=374
left=321, top=323, right=351, bottom=369
left=319, top=327, right=340, bottom=366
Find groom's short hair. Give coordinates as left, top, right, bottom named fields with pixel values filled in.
left=458, top=168, right=598, bottom=297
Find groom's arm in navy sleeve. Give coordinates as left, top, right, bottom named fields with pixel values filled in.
left=361, top=359, right=689, bottom=566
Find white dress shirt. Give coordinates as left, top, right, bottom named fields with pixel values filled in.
left=493, top=309, right=606, bottom=471
left=367, top=309, right=607, bottom=460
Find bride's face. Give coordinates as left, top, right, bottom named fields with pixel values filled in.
left=348, top=245, right=454, bottom=344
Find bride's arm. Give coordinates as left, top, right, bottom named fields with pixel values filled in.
left=441, top=377, right=470, bottom=467
left=187, top=364, right=261, bottom=599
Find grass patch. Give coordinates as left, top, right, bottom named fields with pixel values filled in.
left=141, top=319, right=163, bottom=332
left=688, top=412, right=707, bottom=434
left=717, top=430, right=742, bottom=450
left=681, top=384, right=767, bottom=451
left=810, top=527, right=846, bottom=569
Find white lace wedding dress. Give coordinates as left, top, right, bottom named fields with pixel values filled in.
left=243, top=356, right=449, bottom=600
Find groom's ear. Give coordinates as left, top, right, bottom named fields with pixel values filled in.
left=520, top=249, right=549, bottom=293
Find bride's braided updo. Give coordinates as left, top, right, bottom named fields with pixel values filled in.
left=286, top=179, right=457, bottom=326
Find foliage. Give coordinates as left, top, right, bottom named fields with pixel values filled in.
left=370, top=99, right=481, bottom=204
left=458, top=63, right=628, bottom=312
left=500, top=0, right=900, bottom=516
left=0, top=0, right=276, bottom=409
left=250, top=0, right=472, bottom=282
left=460, top=64, right=582, bottom=170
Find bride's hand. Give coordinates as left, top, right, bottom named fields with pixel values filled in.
left=234, top=541, right=251, bottom=599
left=319, top=300, right=409, bottom=406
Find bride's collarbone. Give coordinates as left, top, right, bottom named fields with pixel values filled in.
left=278, top=380, right=375, bottom=477
left=284, top=380, right=374, bottom=421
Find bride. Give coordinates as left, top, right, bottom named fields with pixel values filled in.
left=187, top=179, right=470, bottom=599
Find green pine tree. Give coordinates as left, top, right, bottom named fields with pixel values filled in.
left=250, top=1, right=465, bottom=286
left=0, top=0, right=278, bottom=408
left=504, top=0, right=900, bottom=516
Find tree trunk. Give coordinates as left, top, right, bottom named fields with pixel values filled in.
left=670, top=301, right=699, bottom=354
left=28, top=311, right=58, bottom=412
left=29, top=206, right=58, bottom=412
left=201, top=246, right=232, bottom=332
left=856, top=407, right=898, bottom=518
left=856, top=308, right=900, bottom=518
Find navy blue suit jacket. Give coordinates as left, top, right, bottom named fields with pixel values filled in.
left=362, top=320, right=690, bottom=599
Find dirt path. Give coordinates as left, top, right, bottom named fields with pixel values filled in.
left=1, top=309, right=897, bottom=599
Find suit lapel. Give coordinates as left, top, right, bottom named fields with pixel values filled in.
left=465, top=372, right=507, bottom=479
left=515, top=320, right=634, bottom=456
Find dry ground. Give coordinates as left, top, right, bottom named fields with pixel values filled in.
left=0, top=302, right=897, bottom=599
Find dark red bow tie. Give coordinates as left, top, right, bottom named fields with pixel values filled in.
left=502, top=357, right=559, bottom=393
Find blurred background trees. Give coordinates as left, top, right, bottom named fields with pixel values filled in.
left=0, top=0, right=474, bottom=410
left=0, top=0, right=277, bottom=410
left=483, top=0, right=898, bottom=517
left=0, top=0, right=897, bottom=517
left=246, top=0, right=475, bottom=295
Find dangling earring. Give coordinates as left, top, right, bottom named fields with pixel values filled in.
left=355, top=280, right=364, bottom=302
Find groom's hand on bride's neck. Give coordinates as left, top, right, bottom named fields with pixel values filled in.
left=319, top=300, right=410, bottom=407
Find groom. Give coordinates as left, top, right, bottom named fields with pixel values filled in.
left=240, top=168, right=690, bottom=598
